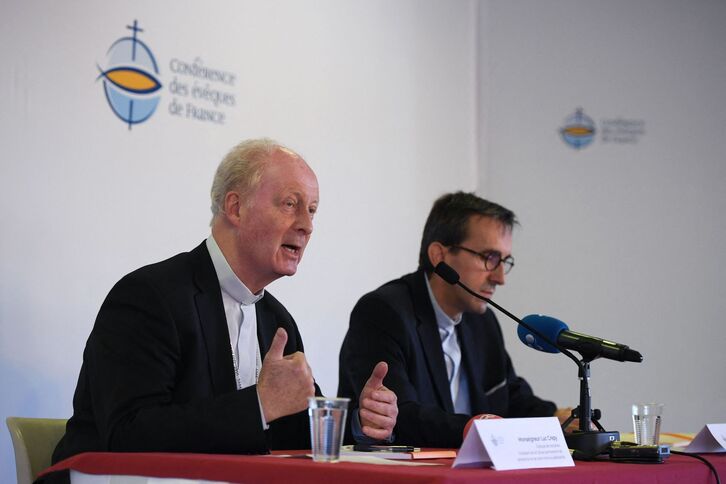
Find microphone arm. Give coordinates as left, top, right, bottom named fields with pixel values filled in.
left=458, top=282, right=585, bottom=370
left=433, top=262, right=620, bottom=456
left=433, top=262, right=584, bottom=370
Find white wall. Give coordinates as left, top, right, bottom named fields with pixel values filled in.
left=3, top=1, right=725, bottom=482
left=0, top=1, right=477, bottom=481
left=478, top=0, right=726, bottom=436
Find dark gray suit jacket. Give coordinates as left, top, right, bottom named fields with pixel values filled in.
left=338, top=270, right=556, bottom=448
left=53, top=241, right=319, bottom=463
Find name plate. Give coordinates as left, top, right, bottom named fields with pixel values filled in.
left=453, top=416, right=574, bottom=470
left=684, top=423, right=726, bottom=453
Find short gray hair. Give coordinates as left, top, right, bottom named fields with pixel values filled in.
left=210, top=138, right=290, bottom=224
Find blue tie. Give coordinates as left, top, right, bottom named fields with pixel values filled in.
left=441, top=327, right=462, bottom=409
left=441, top=326, right=471, bottom=414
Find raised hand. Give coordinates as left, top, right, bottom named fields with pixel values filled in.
left=257, top=328, right=315, bottom=422
left=358, top=361, right=398, bottom=440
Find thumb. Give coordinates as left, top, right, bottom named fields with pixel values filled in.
left=365, top=361, right=388, bottom=390
left=264, top=328, right=288, bottom=362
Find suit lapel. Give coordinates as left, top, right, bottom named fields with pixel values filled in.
left=409, top=272, right=455, bottom=413
left=255, top=298, right=277, bottom=354
left=191, top=241, right=237, bottom=394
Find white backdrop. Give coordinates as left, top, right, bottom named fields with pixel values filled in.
left=0, top=1, right=477, bottom=481
left=2, top=1, right=725, bottom=482
left=478, top=0, right=726, bottom=438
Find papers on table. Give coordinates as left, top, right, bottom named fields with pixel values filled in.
left=620, top=431, right=695, bottom=448
left=337, top=454, right=444, bottom=466
left=340, top=445, right=456, bottom=461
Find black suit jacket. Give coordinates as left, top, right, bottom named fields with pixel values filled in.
left=53, top=241, right=319, bottom=463
left=338, top=270, right=556, bottom=448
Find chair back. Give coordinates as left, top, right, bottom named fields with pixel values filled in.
left=6, top=416, right=67, bottom=484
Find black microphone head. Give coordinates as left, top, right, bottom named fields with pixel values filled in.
left=624, top=348, right=644, bottom=363
left=434, top=262, right=459, bottom=285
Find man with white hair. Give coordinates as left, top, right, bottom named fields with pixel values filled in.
left=51, top=139, right=397, bottom=469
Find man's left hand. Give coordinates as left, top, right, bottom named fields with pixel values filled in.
left=555, top=407, right=582, bottom=432
left=358, top=361, right=398, bottom=440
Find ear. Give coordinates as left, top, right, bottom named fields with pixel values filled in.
left=222, top=191, right=243, bottom=226
left=427, top=242, right=448, bottom=268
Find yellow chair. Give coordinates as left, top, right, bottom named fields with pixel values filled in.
left=6, top=417, right=67, bottom=484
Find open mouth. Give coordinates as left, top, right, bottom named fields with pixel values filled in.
left=282, top=244, right=301, bottom=255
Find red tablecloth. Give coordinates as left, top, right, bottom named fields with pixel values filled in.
left=40, top=450, right=726, bottom=484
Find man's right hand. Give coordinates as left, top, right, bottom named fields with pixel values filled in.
left=257, top=328, right=315, bottom=423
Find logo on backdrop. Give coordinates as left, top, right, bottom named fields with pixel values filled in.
left=559, top=108, right=596, bottom=149
left=97, top=20, right=162, bottom=129
left=96, top=20, right=238, bottom=129
left=559, top=108, right=646, bottom=149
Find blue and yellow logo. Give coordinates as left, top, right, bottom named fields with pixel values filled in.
left=560, top=108, right=596, bottom=149
left=97, top=21, right=162, bottom=129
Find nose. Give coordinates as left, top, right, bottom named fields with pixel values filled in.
left=296, top=209, right=314, bottom=236
left=489, top=263, right=506, bottom=285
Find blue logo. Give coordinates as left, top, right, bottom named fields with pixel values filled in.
left=560, top=108, right=596, bottom=149
left=97, top=21, right=162, bottom=129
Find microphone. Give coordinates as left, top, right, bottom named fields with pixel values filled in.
left=518, top=314, right=643, bottom=363
left=433, top=262, right=581, bottom=367
left=433, top=261, right=460, bottom=285
left=433, top=261, right=636, bottom=455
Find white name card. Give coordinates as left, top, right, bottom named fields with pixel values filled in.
left=684, top=423, right=726, bottom=453
left=453, top=416, right=574, bottom=471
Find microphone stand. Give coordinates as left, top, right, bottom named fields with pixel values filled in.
left=560, top=356, right=619, bottom=459
left=435, top=264, right=620, bottom=459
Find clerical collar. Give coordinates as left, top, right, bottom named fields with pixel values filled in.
left=424, top=272, right=462, bottom=330
left=206, top=236, right=264, bottom=305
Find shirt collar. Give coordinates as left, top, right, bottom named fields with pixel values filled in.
left=206, top=235, right=264, bottom=305
left=424, top=272, right=462, bottom=331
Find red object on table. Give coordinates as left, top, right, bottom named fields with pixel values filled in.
left=462, top=413, right=503, bottom=440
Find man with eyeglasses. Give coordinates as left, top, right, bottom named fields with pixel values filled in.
left=338, top=191, right=565, bottom=447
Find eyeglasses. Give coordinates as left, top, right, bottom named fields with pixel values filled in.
left=449, top=245, right=515, bottom=274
